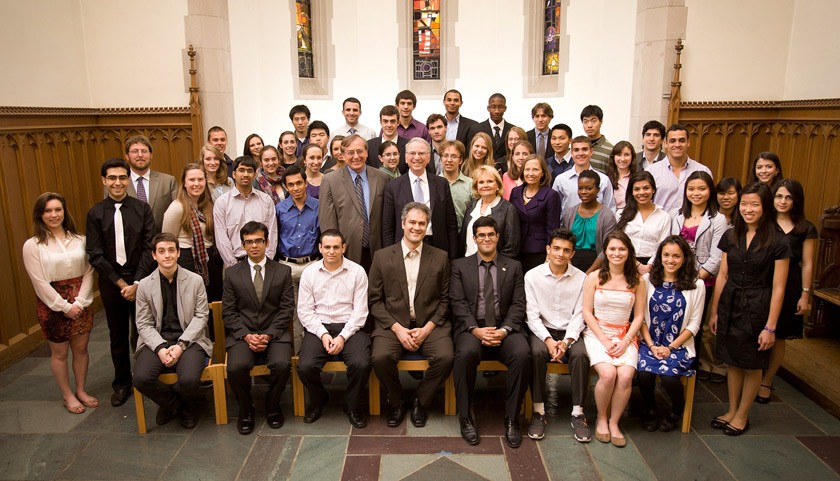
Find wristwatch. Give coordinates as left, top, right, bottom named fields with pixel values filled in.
left=177, top=340, right=189, bottom=351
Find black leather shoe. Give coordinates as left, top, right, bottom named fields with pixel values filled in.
left=237, top=408, right=255, bottom=435
left=177, top=405, right=197, bottom=429
left=111, top=387, right=131, bottom=407
left=659, top=413, right=680, bottom=433
left=504, top=417, right=522, bottom=448
left=387, top=401, right=407, bottom=427
left=267, top=410, right=284, bottom=429
left=304, top=395, right=328, bottom=424
left=343, top=404, right=367, bottom=429
left=642, top=410, right=659, bottom=432
left=459, top=416, right=479, bottom=445
left=156, top=405, right=178, bottom=426
left=410, top=397, right=427, bottom=427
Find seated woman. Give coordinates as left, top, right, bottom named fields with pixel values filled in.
left=582, top=231, right=646, bottom=447
left=502, top=140, right=532, bottom=200
left=638, top=236, right=704, bottom=432
left=462, top=132, right=494, bottom=178
left=301, top=144, right=324, bottom=198
left=605, top=141, right=639, bottom=211
left=278, top=131, right=299, bottom=168
left=199, top=143, right=232, bottom=201
left=242, top=133, right=264, bottom=162
left=253, top=146, right=285, bottom=205
left=460, top=165, right=521, bottom=258
left=377, top=140, right=401, bottom=180
left=509, top=154, right=561, bottom=272
left=560, top=170, right=617, bottom=273
left=616, top=171, right=671, bottom=273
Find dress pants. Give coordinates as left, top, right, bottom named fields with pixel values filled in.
left=133, top=344, right=206, bottom=411
left=277, top=259, right=316, bottom=353
left=296, top=324, right=371, bottom=411
left=226, top=339, right=292, bottom=415
left=372, top=323, right=454, bottom=408
left=529, top=329, right=590, bottom=405
left=98, top=278, right=135, bottom=390
left=453, top=329, right=532, bottom=419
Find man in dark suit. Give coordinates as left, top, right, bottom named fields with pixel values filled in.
left=369, top=203, right=454, bottom=428
left=443, top=89, right=479, bottom=147
left=366, top=105, right=409, bottom=172
left=526, top=103, right=555, bottom=161
left=319, top=134, right=389, bottom=272
left=223, top=221, right=295, bottom=435
left=382, top=138, right=459, bottom=258
left=450, top=216, right=531, bottom=448
left=476, top=93, right=515, bottom=160
left=120, top=135, right=177, bottom=233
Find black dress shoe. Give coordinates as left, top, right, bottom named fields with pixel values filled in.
left=459, top=416, right=480, bottom=445
left=711, top=416, right=728, bottom=429
left=343, top=404, right=367, bottom=428
left=642, top=410, right=659, bottom=432
left=410, top=398, right=427, bottom=427
left=177, top=405, right=197, bottom=429
left=237, top=408, right=255, bottom=435
left=267, top=410, right=284, bottom=429
left=156, top=405, right=178, bottom=426
left=659, top=413, right=680, bottom=433
left=387, top=401, right=407, bottom=427
left=504, top=417, right=522, bottom=448
left=723, top=420, right=749, bottom=436
left=111, top=387, right=131, bottom=407
left=304, top=399, right=327, bottom=424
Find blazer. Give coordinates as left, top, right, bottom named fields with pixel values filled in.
left=125, top=170, right=178, bottom=233
left=368, top=243, right=451, bottom=334
left=221, top=258, right=294, bottom=348
left=367, top=136, right=409, bottom=173
left=527, top=129, right=555, bottom=159
left=382, top=173, right=460, bottom=258
left=476, top=120, right=515, bottom=160
left=460, top=197, right=521, bottom=258
left=135, top=267, right=212, bottom=357
left=449, top=253, right=526, bottom=335
left=454, top=115, right=480, bottom=148
left=671, top=210, right=729, bottom=276
left=509, top=185, right=562, bottom=254
left=318, top=165, right=388, bottom=264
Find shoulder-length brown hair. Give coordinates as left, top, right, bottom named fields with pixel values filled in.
left=176, top=163, right=214, bottom=242
left=597, top=230, right=640, bottom=288
left=32, top=192, right=79, bottom=244
left=649, top=235, right=699, bottom=291
left=199, top=143, right=229, bottom=186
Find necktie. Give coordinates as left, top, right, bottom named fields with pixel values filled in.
left=537, top=133, right=546, bottom=158
left=355, top=175, right=370, bottom=248
left=253, top=264, right=264, bottom=303
left=349, top=128, right=357, bottom=135
left=481, top=260, right=495, bottom=327
left=414, top=177, right=425, bottom=204
left=493, top=126, right=501, bottom=144
left=114, top=203, right=127, bottom=266
left=136, top=177, right=148, bottom=203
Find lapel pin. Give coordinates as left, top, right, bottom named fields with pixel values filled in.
left=502, top=267, right=507, bottom=272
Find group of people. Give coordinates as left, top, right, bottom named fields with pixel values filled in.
left=23, top=90, right=816, bottom=449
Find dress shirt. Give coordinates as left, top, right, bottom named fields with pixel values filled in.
left=546, top=154, right=572, bottom=183
left=86, top=195, right=155, bottom=284
left=275, top=194, right=320, bottom=258
left=213, top=187, right=278, bottom=266
left=524, top=262, right=586, bottom=341
left=475, top=256, right=500, bottom=323
left=637, top=150, right=666, bottom=170
left=551, top=167, right=616, bottom=213
left=22, top=235, right=95, bottom=313
left=645, top=157, right=713, bottom=214
left=445, top=114, right=461, bottom=141
left=407, top=171, right=432, bottom=235
left=297, top=258, right=369, bottom=340
left=334, top=122, right=376, bottom=140
left=130, top=171, right=150, bottom=201
left=397, top=118, right=432, bottom=144
left=464, top=196, right=501, bottom=257
left=401, top=240, right=422, bottom=319
left=622, top=205, right=673, bottom=259
left=247, top=256, right=267, bottom=283
left=348, top=167, right=371, bottom=216
left=614, top=172, right=631, bottom=210
left=534, top=129, right=550, bottom=156
left=443, top=172, right=473, bottom=229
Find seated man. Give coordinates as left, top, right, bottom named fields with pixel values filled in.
left=523, top=228, right=591, bottom=442
left=296, top=229, right=371, bottom=428
left=223, top=222, right=295, bottom=435
left=133, top=233, right=212, bottom=429
left=369, top=203, right=454, bottom=428
left=450, top=216, right=531, bottom=448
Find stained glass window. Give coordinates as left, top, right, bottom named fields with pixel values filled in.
left=542, top=1, right=561, bottom=75
left=413, top=0, right=441, bottom=80
left=296, top=0, right=314, bottom=78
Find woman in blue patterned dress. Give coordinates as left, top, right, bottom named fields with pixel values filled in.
left=638, top=236, right=705, bottom=431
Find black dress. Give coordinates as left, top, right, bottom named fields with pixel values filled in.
left=716, top=232, right=791, bottom=370
left=776, top=222, right=818, bottom=339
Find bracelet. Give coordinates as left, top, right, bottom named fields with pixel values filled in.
left=763, top=326, right=776, bottom=333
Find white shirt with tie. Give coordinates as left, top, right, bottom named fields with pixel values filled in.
left=408, top=170, right=432, bottom=235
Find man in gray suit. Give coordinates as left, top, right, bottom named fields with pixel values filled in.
left=318, top=134, right=389, bottom=272
left=122, top=135, right=177, bottom=232
left=133, top=233, right=212, bottom=429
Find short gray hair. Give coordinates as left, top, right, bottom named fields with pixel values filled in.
left=401, top=201, right=431, bottom=223
left=406, top=137, right=431, bottom=153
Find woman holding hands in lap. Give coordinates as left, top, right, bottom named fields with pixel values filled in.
left=509, top=154, right=562, bottom=272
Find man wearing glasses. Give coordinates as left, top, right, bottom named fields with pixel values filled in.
left=120, top=135, right=177, bottom=233
left=382, top=138, right=459, bottom=258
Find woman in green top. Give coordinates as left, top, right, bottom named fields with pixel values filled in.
left=561, top=170, right=617, bottom=273
left=378, top=140, right=401, bottom=180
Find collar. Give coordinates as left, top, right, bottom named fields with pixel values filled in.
left=348, top=166, right=368, bottom=182
left=408, top=170, right=428, bottom=184
left=476, top=254, right=498, bottom=267
left=382, top=134, right=398, bottom=142
left=247, top=257, right=267, bottom=270
left=401, top=239, right=422, bottom=259
left=317, top=257, right=348, bottom=274
left=536, top=129, right=549, bottom=136
left=543, top=261, right=579, bottom=279
left=279, top=194, right=317, bottom=212
left=130, top=170, right=150, bottom=183
left=489, top=119, right=505, bottom=130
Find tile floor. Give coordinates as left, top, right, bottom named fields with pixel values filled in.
left=1, top=313, right=838, bottom=481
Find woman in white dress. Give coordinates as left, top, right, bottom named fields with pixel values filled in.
left=22, top=192, right=97, bottom=414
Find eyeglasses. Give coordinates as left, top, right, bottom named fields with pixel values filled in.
left=128, top=149, right=150, bottom=155
left=243, top=238, right=266, bottom=246
left=441, top=154, right=461, bottom=160
left=105, top=175, right=129, bottom=181
left=406, top=151, right=429, bottom=157
left=474, top=232, right=497, bottom=240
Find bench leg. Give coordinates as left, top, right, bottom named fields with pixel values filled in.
left=133, top=387, right=147, bottom=434
left=212, top=366, right=228, bottom=425
left=291, top=357, right=306, bottom=417
left=369, top=372, right=380, bottom=416
left=682, top=376, right=696, bottom=433
left=445, top=373, right=455, bottom=415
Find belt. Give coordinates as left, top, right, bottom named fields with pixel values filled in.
left=278, top=254, right=320, bottom=264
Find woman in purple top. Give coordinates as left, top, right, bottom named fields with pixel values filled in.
left=509, top=154, right=561, bottom=273
left=301, top=143, right=324, bottom=199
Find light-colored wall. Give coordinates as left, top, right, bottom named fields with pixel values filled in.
left=784, top=0, right=840, bottom=100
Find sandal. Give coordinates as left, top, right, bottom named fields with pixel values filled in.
left=63, top=400, right=86, bottom=414
left=755, top=384, right=774, bottom=404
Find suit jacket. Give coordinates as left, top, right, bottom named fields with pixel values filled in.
left=509, top=184, right=562, bottom=254
left=527, top=129, right=555, bottom=160
left=477, top=120, right=515, bottom=160
left=449, top=254, right=526, bottom=335
left=318, top=166, right=388, bottom=264
left=367, top=136, right=409, bottom=173
left=381, top=173, right=460, bottom=258
left=122, top=170, right=178, bottom=232
left=459, top=197, right=521, bottom=258
left=135, top=267, right=212, bottom=356
left=222, top=259, right=294, bottom=348
left=368, top=243, right=451, bottom=334
left=454, top=115, right=480, bottom=148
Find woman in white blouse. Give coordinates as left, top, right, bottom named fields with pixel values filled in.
left=616, top=171, right=672, bottom=274
left=22, top=192, right=97, bottom=414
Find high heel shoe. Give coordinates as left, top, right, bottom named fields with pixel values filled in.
left=755, top=384, right=774, bottom=404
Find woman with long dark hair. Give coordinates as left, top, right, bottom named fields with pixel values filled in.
left=301, top=143, right=324, bottom=198
left=253, top=145, right=286, bottom=204
left=747, top=151, right=783, bottom=187
left=709, top=182, right=791, bottom=435
left=22, top=193, right=97, bottom=413
left=716, top=177, right=742, bottom=225
left=502, top=140, right=532, bottom=199
left=242, top=133, right=264, bottom=161
left=278, top=131, right=299, bottom=167
left=616, top=171, right=671, bottom=272
left=605, top=141, right=639, bottom=211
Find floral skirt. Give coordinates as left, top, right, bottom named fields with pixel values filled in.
left=36, top=276, right=93, bottom=343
